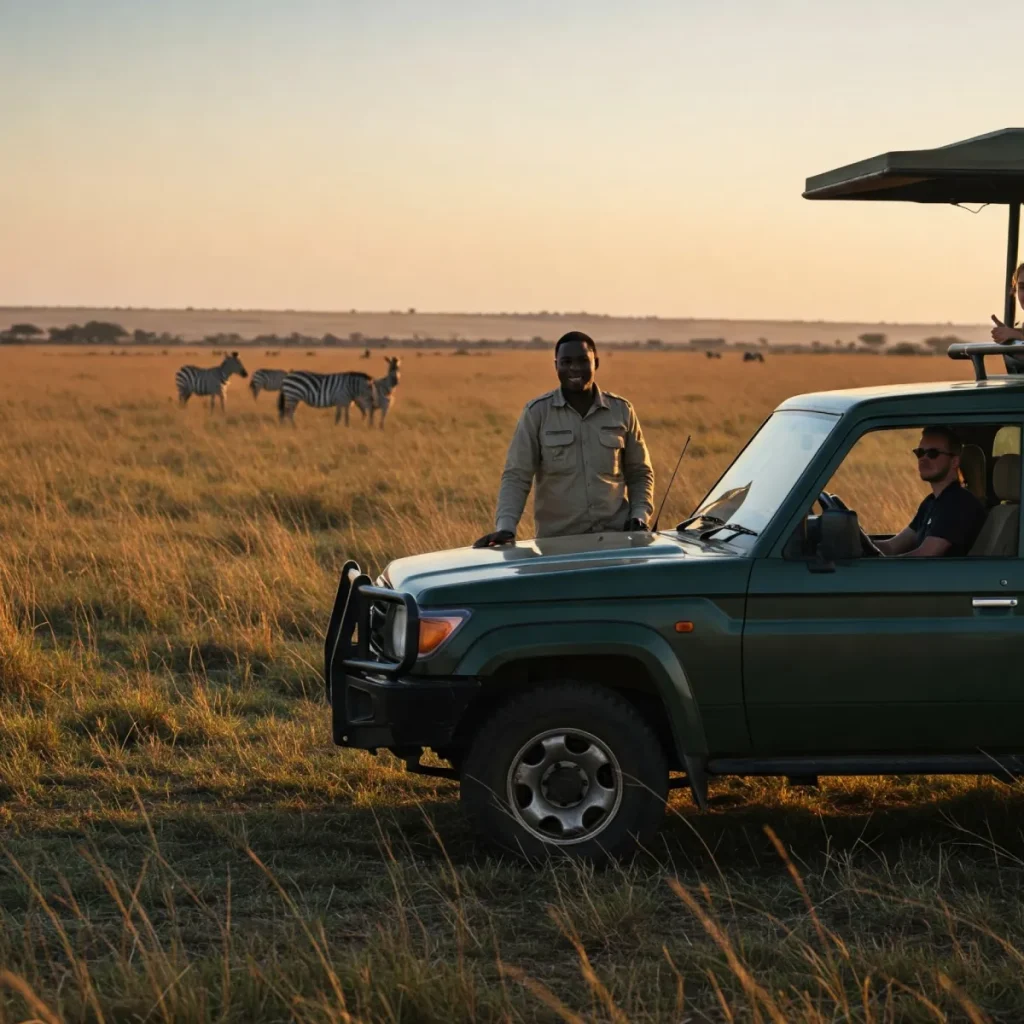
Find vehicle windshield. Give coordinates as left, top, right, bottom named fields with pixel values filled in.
left=683, top=410, right=838, bottom=539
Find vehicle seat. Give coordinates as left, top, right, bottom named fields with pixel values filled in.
left=969, top=454, right=1020, bottom=556
left=959, top=443, right=986, bottom=503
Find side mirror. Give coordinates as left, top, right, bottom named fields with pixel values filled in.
left=810, top=508, right=861, bottom=572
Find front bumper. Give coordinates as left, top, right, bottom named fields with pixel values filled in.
left=332, top=671, right=481, bottom=749
left=325, top=559, right=480, bottom=751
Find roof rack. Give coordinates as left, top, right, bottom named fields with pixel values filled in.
left=947, top=342, right=1024, bottom=381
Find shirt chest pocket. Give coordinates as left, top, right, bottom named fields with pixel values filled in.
left=541, top=428, right=576, bottom=472
left=597, top=429, right=626, bottom=476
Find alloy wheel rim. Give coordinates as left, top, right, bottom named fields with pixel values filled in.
left=505, top=728, right=623, bottom=845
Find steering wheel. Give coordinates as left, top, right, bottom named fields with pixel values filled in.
left=816, top=490, right=850, bottom=513
left=816, top=491, right=880, bottom=557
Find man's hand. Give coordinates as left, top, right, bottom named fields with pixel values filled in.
left=859, top=531, right=883, bottom=557
left=991, top=315, right=1022, bottom=343
left=473, top=530, right=516, bottom=549
left=623, top=517, right=649, bottom=532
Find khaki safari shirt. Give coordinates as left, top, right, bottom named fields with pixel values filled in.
left=495, top=387, right=655, bottom=538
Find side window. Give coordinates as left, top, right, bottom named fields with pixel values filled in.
left=823, top=427, right=921, bottom=537
left=813, top=423, right=1020, bottom=558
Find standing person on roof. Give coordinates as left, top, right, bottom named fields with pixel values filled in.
left=474, top=331, right=655, bottom=547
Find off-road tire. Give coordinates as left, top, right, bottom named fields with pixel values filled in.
left=460, top=682, right=669, bottom=863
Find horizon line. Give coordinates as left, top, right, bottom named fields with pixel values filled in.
left=0, top=304, right=991, bottom=329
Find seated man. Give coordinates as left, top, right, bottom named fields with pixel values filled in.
left=872, top=426, right=986, bottom=557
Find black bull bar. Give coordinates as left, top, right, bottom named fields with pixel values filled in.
left=324, top=560, right=421, bottom=697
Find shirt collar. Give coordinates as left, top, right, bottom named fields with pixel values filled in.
left=552, top=386, right=608, bottom=411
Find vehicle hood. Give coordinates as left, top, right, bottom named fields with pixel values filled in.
left=383, top=531, right=745, bottom=606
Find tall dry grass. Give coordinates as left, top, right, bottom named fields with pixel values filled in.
left=3, top=346, right=1023, bottom=1022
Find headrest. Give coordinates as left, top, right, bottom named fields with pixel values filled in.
left=994, top=454, right=1021, bottom=502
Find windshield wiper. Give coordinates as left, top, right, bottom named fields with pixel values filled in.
left=676, top=513, right=725, bottom=531
left=700, top=522, right=759, bottom=541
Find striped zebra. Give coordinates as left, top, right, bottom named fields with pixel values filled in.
left=175, top=351, right=248, bottom=410
left=249, top=368, right=289, bottom=400
left=277, top=370, right=374, bottom=425
left=368, top=356, right=401, bottom=429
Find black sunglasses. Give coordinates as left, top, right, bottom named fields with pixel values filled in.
left=912, top=447, right=954, bottom=460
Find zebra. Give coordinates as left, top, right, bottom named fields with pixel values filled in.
left=249, top=368, right=289, bottom=400
left=369, top=356, right=401, bottom=429
left=277, top=370, right=374, bottom=425
left=175, top=351, right=248, bottom=410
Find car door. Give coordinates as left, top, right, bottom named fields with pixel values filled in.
left=742, top=420, right=1024, bottom=755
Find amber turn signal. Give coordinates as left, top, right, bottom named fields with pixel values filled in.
left=418, top=615, right=467, bottom=656
left=674, top=621, right=695, bottom=633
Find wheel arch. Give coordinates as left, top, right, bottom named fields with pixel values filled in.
left=449, top=623, right=709, bottom=804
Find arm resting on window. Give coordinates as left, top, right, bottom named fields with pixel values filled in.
left=900, top=536, right=952, bottom=558
left=874, top=527, right=917, bottom=556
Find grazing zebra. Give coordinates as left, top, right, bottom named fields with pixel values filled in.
left=249, top=368, right=289, bottom=400
left=369, top=356, right=401, bottom=429
left=175, top=351, right=248, bottom=410
left=277, top=370, right=374, bottom=425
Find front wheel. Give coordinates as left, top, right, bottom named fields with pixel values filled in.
left=460, top=682, right=669, bottom=863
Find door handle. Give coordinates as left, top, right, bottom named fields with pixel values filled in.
left=972, top=597, right=1018, bottom=608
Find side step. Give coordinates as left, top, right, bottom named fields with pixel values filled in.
left=404, top=758, right=459, bottom=781
left=786, top=775, right=819, bottom=788
left=707, top=754, right=1024, bottom=784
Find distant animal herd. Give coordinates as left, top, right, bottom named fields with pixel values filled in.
left=174, top=352, right=402, bottom=427
left=173, top=346, right=763, bottom=424
left=704, top=350, right=766, bottom=362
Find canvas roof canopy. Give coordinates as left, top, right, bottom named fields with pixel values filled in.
left=804, top=128, right=1024, bottom=204
left=804, top=129, right=1024, bottom=376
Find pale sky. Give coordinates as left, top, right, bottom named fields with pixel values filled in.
left=2, top=0, right=1021, bottom=322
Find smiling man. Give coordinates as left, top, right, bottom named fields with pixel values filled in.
left=473, top=331, right=655, bottom=547
left=872, top=425, right=987, bottom=558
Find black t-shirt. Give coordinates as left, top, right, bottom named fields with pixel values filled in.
left=908, top=481, right=986, bottom=556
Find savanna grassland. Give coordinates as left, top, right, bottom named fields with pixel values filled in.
left=3, top=345, right=1024, bottom=1023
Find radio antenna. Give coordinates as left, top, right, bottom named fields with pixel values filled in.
left=651, top=435, right=690, bottom=533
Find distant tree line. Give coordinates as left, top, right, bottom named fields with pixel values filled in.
left=853, top=332, right=970, bottom=356
left=1, top=321, right=133, bottom=344
left=0, top=320, right=972, bottom=354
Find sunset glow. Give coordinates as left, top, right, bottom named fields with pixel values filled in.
left=3, top=1, right=1020, bottom=322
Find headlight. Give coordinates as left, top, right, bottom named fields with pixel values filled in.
left=389, top=606, right=408, bottom=660
left=388, top=607, right=469, bottom=661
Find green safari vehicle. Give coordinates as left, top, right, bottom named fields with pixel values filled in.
left=326, top=131, right=1024, bottom=861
